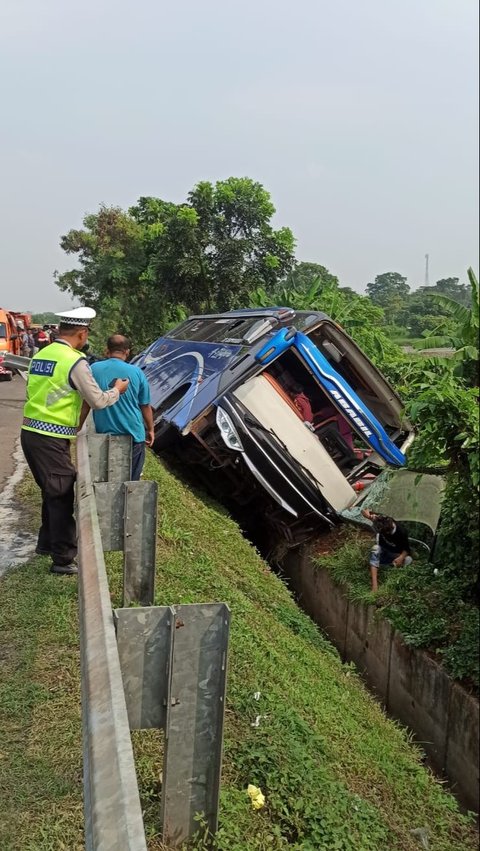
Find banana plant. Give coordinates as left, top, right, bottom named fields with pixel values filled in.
left=414, top=267, right=479, bottom=385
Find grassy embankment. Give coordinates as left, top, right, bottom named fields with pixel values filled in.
left=0, top=453, right=477, bottom=850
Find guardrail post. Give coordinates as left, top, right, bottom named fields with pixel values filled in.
left=88, top=433, right=156, bottom=606
left=161, top=603, right=230, bottom=845
left=115, top=607, right=175, bottom=730
left=92, top=478, right=157, bottom=607
left=88, top=434, right=132, bottom=483
left=93, top=482, right=125, bottom=551
left=124, top=481, right=157, bottom=606
left=114, top=603, right=231, bottom=847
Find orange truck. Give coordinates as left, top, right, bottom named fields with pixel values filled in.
left=11, top=311, right=32, bottom=332
left=0, top=308, right=30, bottom=379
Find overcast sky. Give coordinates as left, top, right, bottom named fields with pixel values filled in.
left=0, top=0, right=478, bottom=312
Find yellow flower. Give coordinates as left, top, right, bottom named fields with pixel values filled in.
left=247, top=784, right=265, bottom=810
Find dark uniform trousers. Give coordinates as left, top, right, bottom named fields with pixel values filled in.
left=21, top=429, right=77, bottom=567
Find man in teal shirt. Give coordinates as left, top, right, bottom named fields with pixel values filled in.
left=89, top=335, right=154, bottom=479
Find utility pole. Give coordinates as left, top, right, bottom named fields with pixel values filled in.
left=424, top=253, right=430, bottom=286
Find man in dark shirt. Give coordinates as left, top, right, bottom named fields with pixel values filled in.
left=361, top=508, right=412, bottom=592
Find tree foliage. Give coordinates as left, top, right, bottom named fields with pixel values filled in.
left=405, top=378, right=479, bottom=585
left=397, top=276, right=472, bottom=338
left=432, top=277, right=470, bottom=305
left=280, top=261, right=339, bottom=292
left=250, top=264, right=400, bottom=364
left=31, top=312, right=58, bottom=325
left=413, top=267, right=479, bottom=385
left=366, top=271, right=410, bottom=317
left=397, top=292, right=454, bottom=338
left=56, top=178, right=295, bottom=349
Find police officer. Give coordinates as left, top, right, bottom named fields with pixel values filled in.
left=21, top=307, right=129, bottom=575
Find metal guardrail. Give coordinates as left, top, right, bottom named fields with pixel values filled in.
left=1, top=353, right=31, bottom=380
left=77, top=430, right=230, bottom=849
left=77, top=432, right=148, bottom=851
left=1, top=353, right=31, bottom=370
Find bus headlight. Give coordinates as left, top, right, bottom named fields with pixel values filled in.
left=216, top=406, right=244, bottom=452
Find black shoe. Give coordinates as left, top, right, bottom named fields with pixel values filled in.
left=50, top=563, right=78, bottom=576
left=35, top=547, right=51, bottom=556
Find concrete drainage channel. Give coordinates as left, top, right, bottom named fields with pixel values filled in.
left=280, top=547, right=479, bottom=814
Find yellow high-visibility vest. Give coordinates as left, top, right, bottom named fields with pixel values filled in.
left=22, top=341, right=86, bottom=438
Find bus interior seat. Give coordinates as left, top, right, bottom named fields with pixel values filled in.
left=262, top=372, right=300, bottom=417
left=315, top=420, right=358, bottom=470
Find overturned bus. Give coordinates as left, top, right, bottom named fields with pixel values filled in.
left=134, top=308, right=414, bottom=542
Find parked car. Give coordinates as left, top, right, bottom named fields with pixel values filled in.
left=134, top=308, right=414, bottom=543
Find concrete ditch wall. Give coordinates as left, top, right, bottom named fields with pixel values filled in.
left=282, top=548, right=479, bottom=814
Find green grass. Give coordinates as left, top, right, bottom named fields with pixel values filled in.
left=0, top=559, right=83, bottom=851
left=314, top=528, right=480, bottom=688
left=0, top=453, right=477, bottom=850
left=392, top=336, right=425, bottom=347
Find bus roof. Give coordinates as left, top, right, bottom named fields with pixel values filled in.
left=186, top=307, right=329, bottom=322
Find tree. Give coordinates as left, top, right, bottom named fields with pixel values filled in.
left=366, top=272, right=410, bottom=320
left=250, top=266, right=401, bottom=364
left=395, top=277, right=471, bottom=339
left=406, top=378, right=479, bottom=586
left=56, top=206, right=152, bottom=345
left=280, top=261, right=339, bottom=292
left=431, top=277, right=470, bottom=305
left=190, top=178, right=295, bottom=308
left=55, top=179, right=295, bottom=349
left=31, top=312, right=58, bottom=325
left=397, top=290, right=455, bottom=338
left=128, top=179, right=295, bottom=314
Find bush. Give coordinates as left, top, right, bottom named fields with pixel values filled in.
left=440, top=608, right=480, bottom=684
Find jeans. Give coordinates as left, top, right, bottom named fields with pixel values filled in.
left=370, top=544, right=413, bottom=568
left=131, top=441, right=146, bottom=480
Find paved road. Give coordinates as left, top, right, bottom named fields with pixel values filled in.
left=0, top=374, right=36, bottom=574
left=0, top=375, right=26, bottom=492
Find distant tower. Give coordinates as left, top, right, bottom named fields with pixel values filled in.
left=424, top=253, right=430, bottom=286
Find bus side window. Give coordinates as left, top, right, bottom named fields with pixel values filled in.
left=321, top=340, right=343, bottom=363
